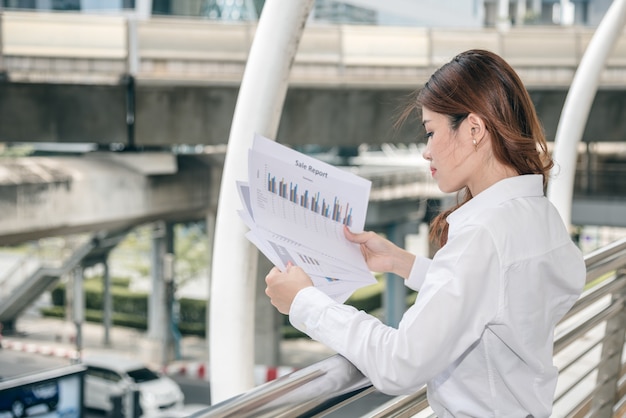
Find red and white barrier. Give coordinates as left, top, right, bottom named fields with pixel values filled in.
left=1, top=338, right=79, bottom=360
left=162, top=362, right=296, bottom=385
left=1, top=338, right=296, bottom=385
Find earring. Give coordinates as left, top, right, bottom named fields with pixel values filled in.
left=472, top=138, right=478, bottom=151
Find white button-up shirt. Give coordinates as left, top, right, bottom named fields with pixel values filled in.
left=289, top=174, right=586, bottom=417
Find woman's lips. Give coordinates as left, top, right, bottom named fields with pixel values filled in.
left=430, top=167, right=436, bottom=177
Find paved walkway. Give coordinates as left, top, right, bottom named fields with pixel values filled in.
left=0, top=314, right=336, bottom=385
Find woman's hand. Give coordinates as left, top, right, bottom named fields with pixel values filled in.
left=265, top=263, right=313, bottom=314
left=344, top=226, right=416, bottom=279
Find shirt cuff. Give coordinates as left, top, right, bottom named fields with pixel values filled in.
left=405, top=256, right=432, bottom=291
left=289, top=286, right=336, bottom=334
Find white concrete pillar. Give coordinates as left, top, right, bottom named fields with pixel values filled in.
left=72, top=266, right=84, bottom=360
left=135, top=0, right=153, bottom=19
left=497, top=0, right=511, bottom=30
left=254, top=255, right=281, bottom=367
left=148, top=222, right=165, bottom=340
left=102, top=257, right=112, bottom=346
left=209, top=0, right=315, bottom=403
left=560, top=0, right=575, bottom=25
left=384, top=223, right=407, bottom=329
left=516, top=0, right=527, bottom=25
left=547, top=0, right=626, bottom=228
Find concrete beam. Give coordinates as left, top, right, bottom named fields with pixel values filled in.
left=3, top=83, right=626, bottom=148
left=572, top=198, right=626, bottom=228
left=0, top=153, right=215, bottom=245
left=0, top=82, right=127, bottom=144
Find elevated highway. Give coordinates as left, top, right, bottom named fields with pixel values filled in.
left=0, top=152, right=217, bottom=245
left=2, top=11, right=626, bottom=148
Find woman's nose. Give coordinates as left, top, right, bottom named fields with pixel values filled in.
left=422, top=145, right=431, bottom=161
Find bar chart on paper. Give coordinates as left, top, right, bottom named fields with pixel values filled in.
left=248, top=138, right=371, bottom=262
left=238, top=133, right=377, bottom=302
left=266, top=171, right=354, bottom=226
left=255, top=163, right=365, bottom=247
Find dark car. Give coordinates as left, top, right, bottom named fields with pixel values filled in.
left=0, top=380, right=59, bottom=417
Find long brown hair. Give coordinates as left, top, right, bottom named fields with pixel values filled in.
left=401, top=49, right=553, bottom=247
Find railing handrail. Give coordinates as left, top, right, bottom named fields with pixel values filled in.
left=0, top=249, right=40, bottom=295
left=584, top=236, right=626, bottom=269
left=201, top=354, right=372, bottom=417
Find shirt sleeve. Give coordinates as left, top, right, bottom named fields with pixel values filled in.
left=289, top=225, right=502, bottom=395
left=405, top=255, right=432, bottom=291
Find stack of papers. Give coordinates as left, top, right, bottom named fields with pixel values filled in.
left=237, top=134, right=378, bottom=303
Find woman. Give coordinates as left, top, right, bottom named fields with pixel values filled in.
left=265, top=49, right=586, bottom=417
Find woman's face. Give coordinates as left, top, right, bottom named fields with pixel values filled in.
left=421, top=108, right=477, bottom=194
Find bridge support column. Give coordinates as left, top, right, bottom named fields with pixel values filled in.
left=103, top=256, right=112, bottom=347
left=148, top=222, right=166, bottom=341
left=497, top=0, right=511, bottom=30
left=162, top=250, right=177, bottom=365
left=384, top=223, right=407, bottom=328
left=383, top=221, right=426, bottom=328
left=72, top=266, right=84, bottom=361
left=254, top=255, right=281, bottom=367
left=147, top=221, right=175, bottom=365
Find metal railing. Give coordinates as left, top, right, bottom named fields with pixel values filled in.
left=197, top=237, right=626, bottom=417
left=0, top=229, right=131, bottom=326
left=0, top=234, right=90, bottom=300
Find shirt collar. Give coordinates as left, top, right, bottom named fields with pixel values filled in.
left=446, top=174, right=545, bottom=227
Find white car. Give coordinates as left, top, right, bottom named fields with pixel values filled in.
left=82, top=355, right=185, bottom=416
left=150, top=403, right=211, bottom=417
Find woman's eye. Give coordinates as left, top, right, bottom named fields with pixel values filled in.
left=424, top=132, right=433, bottom=140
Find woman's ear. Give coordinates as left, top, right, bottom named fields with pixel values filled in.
left=467, top=113, right=486, bottom=140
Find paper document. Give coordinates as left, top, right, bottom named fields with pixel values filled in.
left=237, top=133, right=377, bottom=302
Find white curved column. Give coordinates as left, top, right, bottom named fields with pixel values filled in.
left=547, top=0, right=626, bottom=228
left=209, top=0, right=314, bottom=403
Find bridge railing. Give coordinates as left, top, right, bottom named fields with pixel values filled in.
left=1, top=11, right=128, bottom=83
left=196, top=237, right=626, bottom=417
left=3, top=11, right=626, bottom=87
left=574, top=159, right=626, bottom=198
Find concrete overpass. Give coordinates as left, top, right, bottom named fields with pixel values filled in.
left=2, top=11, right=626, bottom=148
left=0, top=152, right=219, bottom=245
